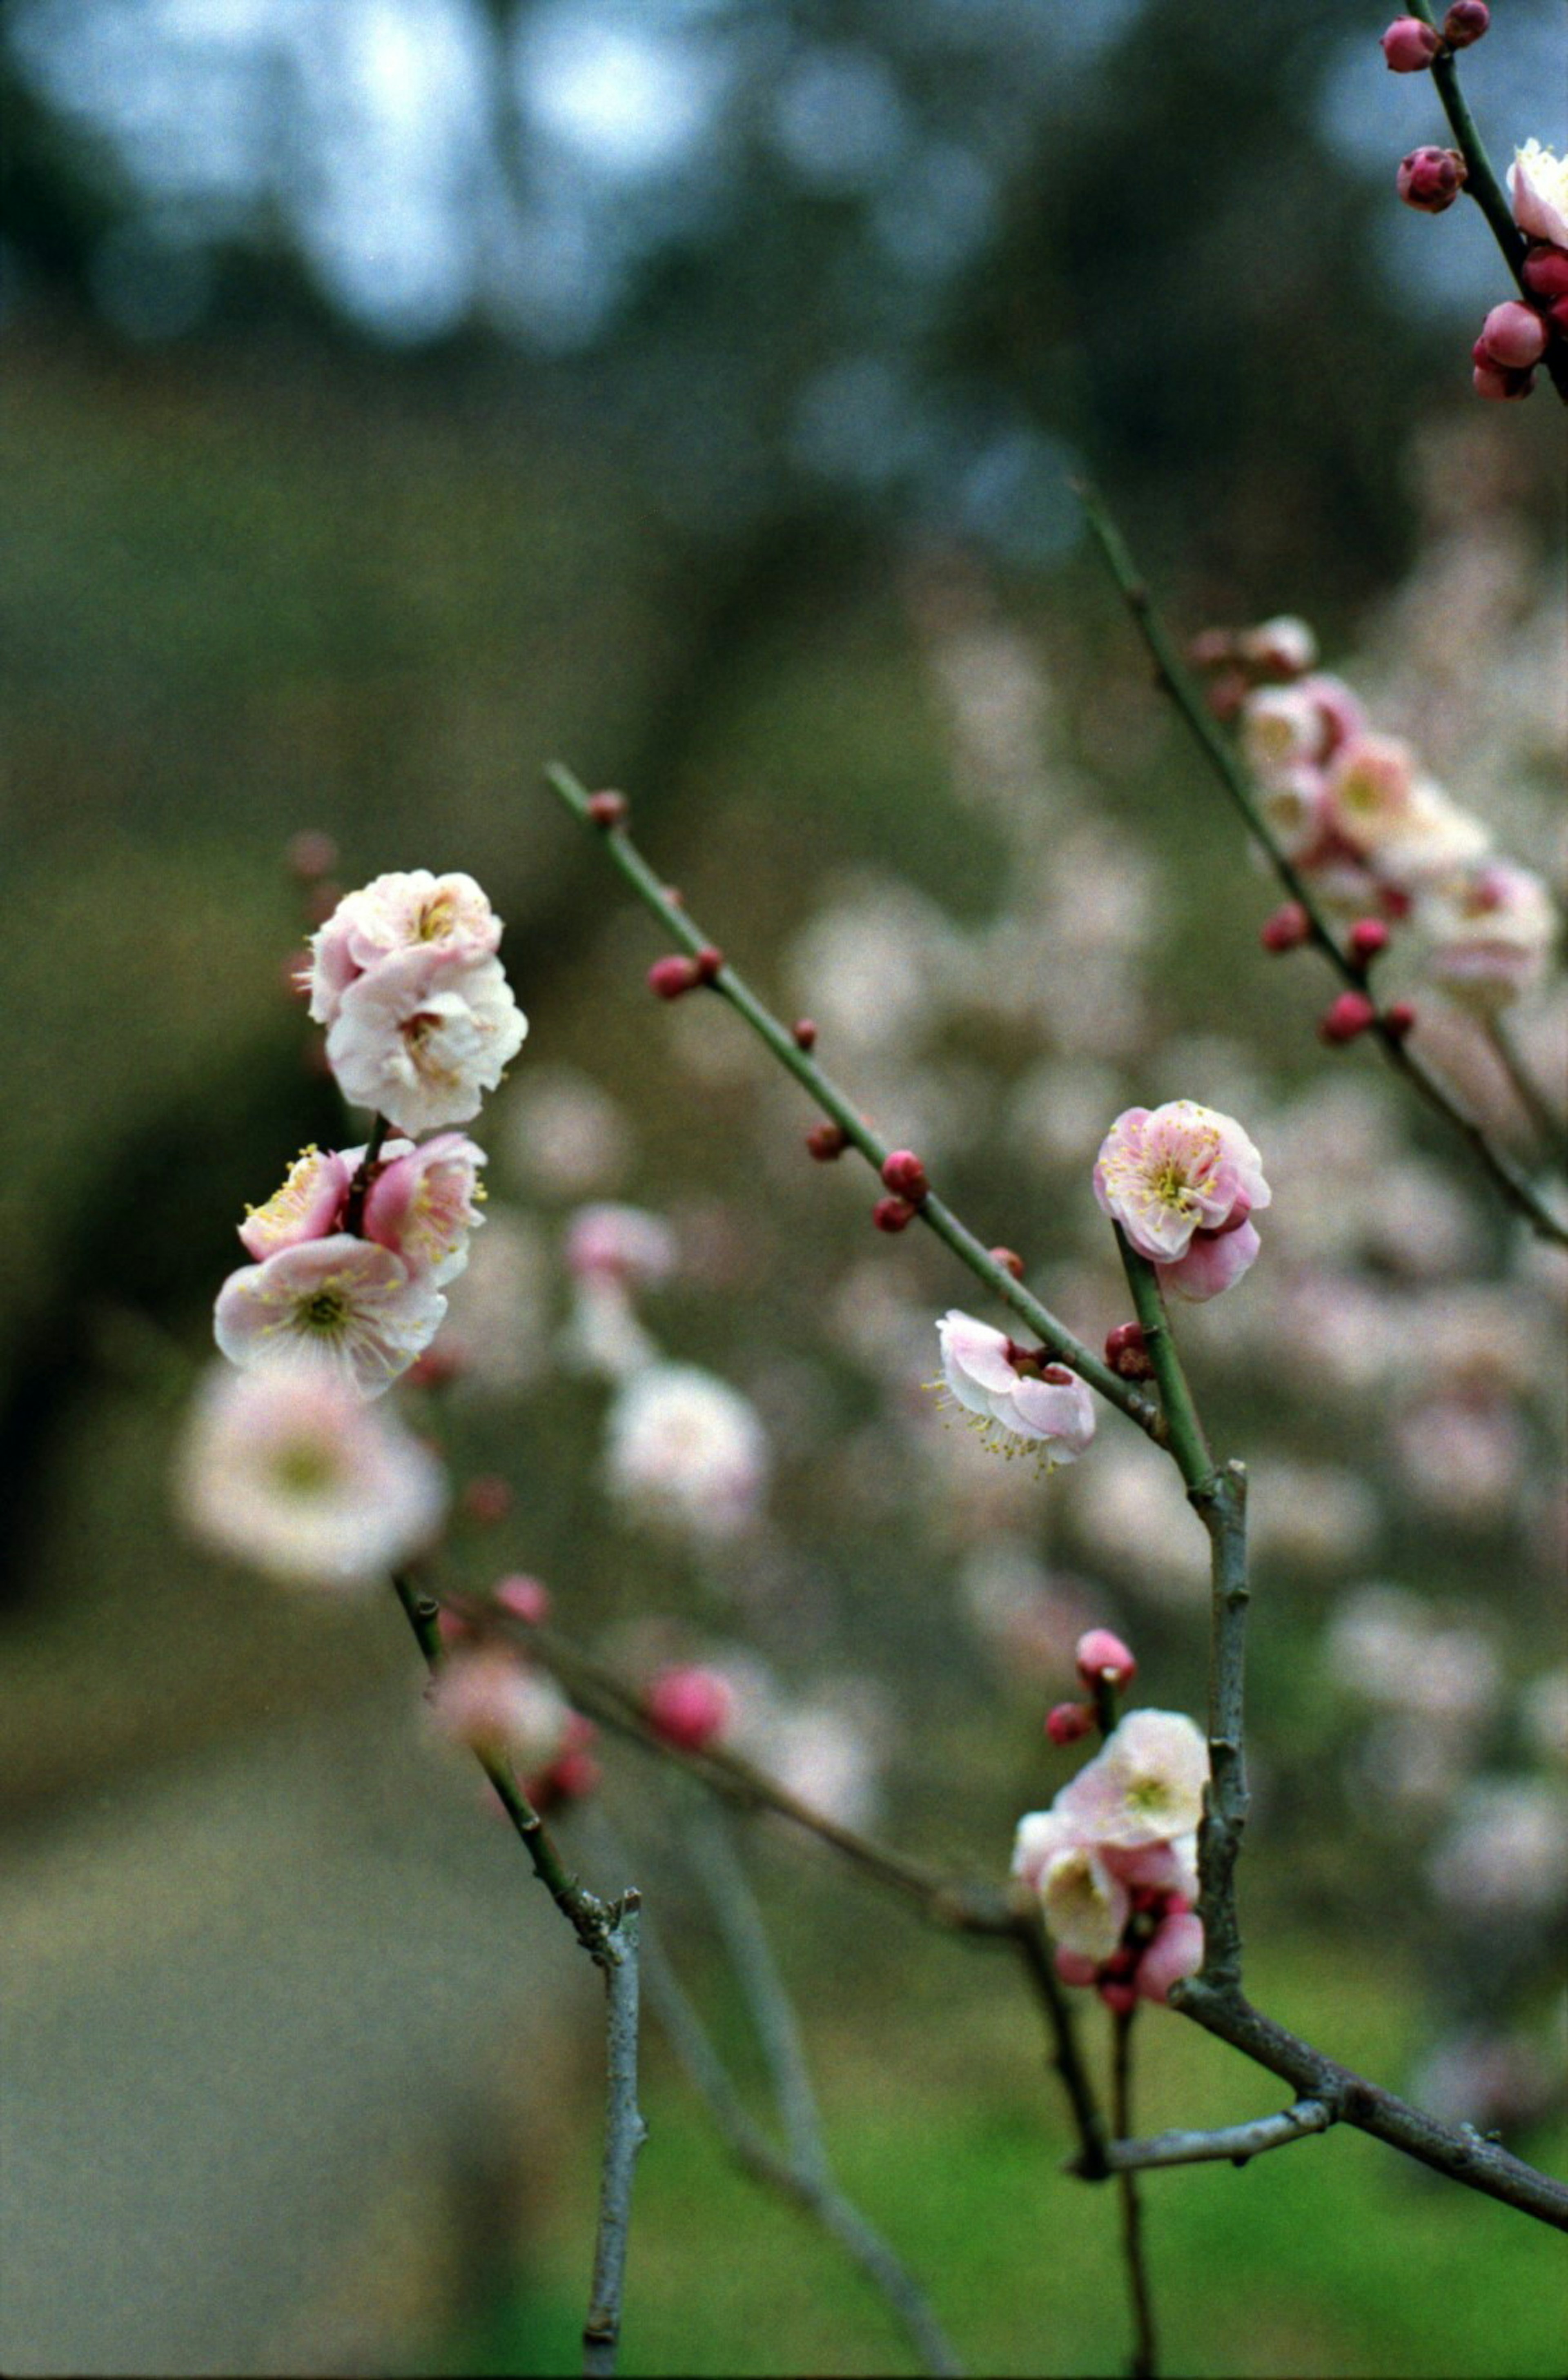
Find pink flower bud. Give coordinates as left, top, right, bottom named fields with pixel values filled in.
left=1136, top=1909, right=1206, bottom=2004
left=1076, top=1629, right=1138, bottom=1691
left=1472, top=357, right=1535, bottom=401
left=1099, top=1979, right=1139, bottom=2016
left=1550, top=296, right=1568, bottom=337
left=1383, top=999, right=1418, bottom=1040
left=872, top=1194, right=917, bottom=1233
left=1477, top=301, right=1548, bottom=370
left=881, top=1149, right=929, bottom=1203
left=1442, top=0, right=1488, bottom=45
left=648, top=954, right=701, bottom=999
left=586, top=789, right=628, bottom=827
left=1054, top=1947, right=1100, bottom=1989
left=1348, top=917, right=1391, bottom=966
left=1521, top=245, right=1568, bottom=301
left=1381, top=15, right=1441, bottom=68
left=1320, top=991, right=1377, bottom=1044
left=990, top=1245, right=1026, bottom=1279
left=792, top=1017, right=818, bottom=1049
left=1046, top=1700, right=1096, bottom=1747
left=1104, top=1320, right=1155, bottom=1381
left=494, top=1573, right=550, bottom=1625
left=1186, top=628, right=1238, bottom=670
left=286, top=829, right=338, bottom=881
left=806, top=1121, right=850, bottom=1160
left=693, top=944, right=724, bottom=983
left=1261, top=901, right=1312, bottom=953
left=1238, top=616, right=1318, bottom=680
left=1396, top=145, right=1468, bottom=212
left=646, top=1664, right=734, bottom=1751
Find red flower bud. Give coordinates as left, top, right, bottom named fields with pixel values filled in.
left=648, top=954, right=701, bottom=999
left=1320, top=991, right=1378, bottom=1044
left=805, top=1122, right=849, bottom=1161
left=1076, top=1628, right=1138, bottom=1691
left=1046, top=1701, right=1096, bottom=1747
left=1348, top=917, right=1391, bottom=966
left=1099, top=1980, right=1139, bottom=2017
left=586, top=789, right=628, bottom=827
left=1260, top=901, right=1311, bottom=953
left=1104, top=1320, right=1155, bottom=1380
left=1472, top=355, right=1536, bottom=401
left=792, top=1017, right=818, bottom=1050
left=880, top=1148, right=929, bottom=1203
left=494, top=1574, right=550, bottom=1625
left=646, top=1665, right=733, bottom=1752
left=1522, top=245, right=1568, bottom=302
left=1477, top=301, right=1548, bottom=371
left=872, top=1194, right=917, bottom=1233
left=1396, top=145, right=1467, bottom=213
left=1383, top=999, right=1418, bottom=1041
left=693, top=944, right=724, bottom=983
left=1442, top=0, right=1488, bottom=44
left=1381, top=15, right=1441, bottom=69
left=989, top=1246, right=1026, bottom=1280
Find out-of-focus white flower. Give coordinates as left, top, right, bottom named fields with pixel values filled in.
left=604, top=1362, right=771, bottom=1540
left=1392, top=1396, right=1527, bottom=1522
left=1093, top=1101, right=1270, bottom=1301
left=503, top=1065, right=633, bottom=1198
left=428, top=1650, right=572, bottom=1772
left=1509, top=139, right=1568, bottom=248
left=305, top=869, right=501, bottom=1026
left=763, top=1703, right=883, bottom=1832
left=214, top=1235, right=445, bottom=1397
left=565, top=1204, right=677, bottom=1288
left=1066, top=1440, right=1210, bottom=1598
left=326, top=947, right=526, bottom=1134
left=1417, top=862, right=1558, bottom=1009
left=787, top=879, right=964, bottom=1053
left=357, top=1133, right=486, bottom=1285
left=1521, top=1668, right=1568, bottom=1768
left=560, top=1278, right=661, bottom=1380
left=1040, top=1840, right=1131, bottom=1963
left=239, top=1146, right=352, bottom=1260
left=1246, top=1456, right=1380, bottom=1570
left=935, top=1311, right=1096, bottom=1467
left=1428, top=1780, right=1568, bottom=1915
left=176, top=1363, right=447, bottom=1586
left=1326, top=1583, right=1501, bottom=1726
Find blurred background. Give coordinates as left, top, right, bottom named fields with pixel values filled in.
left=2, top=1, right=1565, bottom=2371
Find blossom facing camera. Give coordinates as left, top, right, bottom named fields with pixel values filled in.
left=1510, top=140, right=1568, bottom=248
left=1397, top=146, right=1468, bottom=212
left=177, top=1363, right=448, bottom=1587
left=935, top=1311, right=1096, bottom=1467
left=305, top=869, right=502, bottom=1026
left=604, top=1362, right=771, bottom=1541
left=360, top=1132, right=487, bottom=1285
left=239, top=1146, right=351, bottom=1260
left=325, top=947, right=527, bottom=1135
left=214, top=1234, right=447, bottom=1397
left=1055, top=1709, right=1209, bottom=1848
left=1093, top=1102, right=1270, bottom=1301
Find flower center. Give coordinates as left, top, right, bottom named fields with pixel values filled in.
left=272, top=1442, right=337, bottom=1495
left=301, top=1289, right=347, bottom=1335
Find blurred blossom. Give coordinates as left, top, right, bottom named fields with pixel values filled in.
left=1326, top=1584, right=1502, bottom=1725
left=1407, top=1285, right=1554, bottom=1399
left=1355, top=1717, right=1470, bottom=1812
left=1410, top=2031, right=1561, bottom=2135
left=177, top=1363, right=447, bottom=1589
left=1392, top=1395, right=1527, bottom=1523
left=958, top=1543, right=1102, bottom=1687
left=1270, top=1273, right=1403, bottom=1395
left=559, top=1278, right=660, bottom=1381
left=441, top=1207, right=551, bottom=1390
left=787, top=877, right=965, bottom=1053
left=826, top=1259, right=933, bottom=1381
left=1427, top=1780, right=1568, bottom=1915
left=1246, top=1458, right=1379, bottom=1570
left=759, top=1701, right=884, bottom=1832
left=565, top=1203, right=677, bottom=1287
left=771, top=45, right=908, bottom=195
left=604, top=1362, right=770, bottom=1542
left=1521, top=1668, right=1568, bottom=1768
left=1065, top=1443, right=1210, bottom=1601
left=503, top=1066, right=633, bottom=1198
left=429, top=1648, right=572, bottom=1774
left=1359, top=1160, right=1480, bottom=1278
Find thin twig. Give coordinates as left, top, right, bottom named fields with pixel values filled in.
left=582, top=1894, right=649, bottom=2379
left=545, top=762, right=1166, bottom=1437
left=1076, top=489, right=1568, bottom=1248
left=1087, top=2097, right=1334, bottom=2175
left=586, top=1812, right=965, bottom=2377
left=1113, top=2011, right=1158, bottom=2380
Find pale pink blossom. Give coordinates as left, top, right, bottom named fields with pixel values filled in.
left=1417, top=862, right=1557, bottom=1009
left=305, top=869, right=501, bottom=1026
left=565, top=1203, right=677, bottom=1287
left=214, top=1234, right=446, bottom=1397
left=1054, top=1709, right=1209, bottom=1847
left=604, top=1362, right=771, bottom=1540
left=429, top=1649, right=573, bottom=1773
left=326, top=947, right=527, bottom=1134
left=560, top=1278, right=661, bottom=1380
left=935, top=1311, right=1096, bottom=1467
left=1136, top=1908, right=1205, bottom=2004
left=1093, top=1102, right=1270, bottom=1299
left=176, top=1363, right=447, bottom=1586
left=1241, top=676, right=1362, bottom=780
left=238, top=1145, right=352, bottom=1260
left=1040, top=1842, right=1131, bottom=1964
left=1509, top=140, right=1568, bottom=249
left=358, top=1132, right=486, bottom=1285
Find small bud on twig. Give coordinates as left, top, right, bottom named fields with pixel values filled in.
left=872, top=1195, right=917, bottom=1233
left=1260, top=902, right=1311, bottom=953
left=1105, top=1320, right=1156, bottom=1380
left=1348, top=917, right=1391, bottom=968
left=989, top=1246, right=1025, bottom=1280
left=586, top=789, right=628, bottom=828
left=1076, top=1628, right=1138, bottom=1692
left=693, top=944, right=724, bottom=984
left=1397, top=146, right=1467, bottom=213
left=806, top=1122, right=850, bottom=1161
left=791, top=1017, right=818, bottom=1050
left=1046, top=1701, right=1096, bottom=1748
left=1442, top=0, right=1488, bottom=46
left=648, top=954, right=702, bottom=1000
left=1381, top=16, right=1442, bottom=70
left=880, top=1149, right=929, bottom=1204
left=1320, top=991, right=1378, bottom=1044
left=1383, top=999, right=1418, bottom=1042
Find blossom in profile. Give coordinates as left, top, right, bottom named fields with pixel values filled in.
left=1509, top=139, right=1568, bottom=249
left=1093, top=1102, right=1270, bottom=1301
left=604, top=1361, right=771, bottom=1539
left=326, top=947, right=527, bottom=1135
left=305, top=869, right=501, bottom=1026
left=429, top=1649, right=573, bottom=1774
left=935, top=1312, right=1096, bottom=1467
left=239, top=1146, right=352, bottom=1260
left=214, top=1234, right=446, bottom=1397
left=1417, top=863, right=1557, bottom=1009
left=359, top=1132, right=487, bottom=1284
left=176, top=1363, right=448, bottom=1586
left=565, top=1204, right=678, bottom=1288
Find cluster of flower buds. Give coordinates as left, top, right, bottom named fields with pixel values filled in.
left=181, top=869, right=528, bottom=1590
left=1381, top=4, right=1487, bottom=73
left=1470, top=145, right=1568, bottom=400
left=1046, top=1629, right=1139, bottom=1745
left=935, top=1312, right=1096, bottom=1467
left=1192, top=628, right=1557, bottom=1017
left=1014, top=1701, right=1208, bottom=2012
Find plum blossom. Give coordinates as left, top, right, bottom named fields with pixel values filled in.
left=1054, top=1708, right=1209, bottom=1847
left=1510, top=139, right=1568, bottom=249
left=177, top=1363, right=447, bottom=1586
left=326, top=946, right=527, bottom=1135
left=565, top=1204, right=678, bottom=1288
left=214, top=1234, right=446, bottom=1397
left=1093, top=1102, right=1270, bottom=1301
left=305, top=869, right=501, bottom=1027
left=240, top=1145, right=352, bottom=1260
left=429, top=1649, right=574, bottom=1774
left=935, top=1312, right=1096, bottom=1467
left=1416, top=862, right=1558, bottom=1009
left=358, top=1132, right=486, bottom=1284
left=604, top=1361, right=771, bottom=1540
